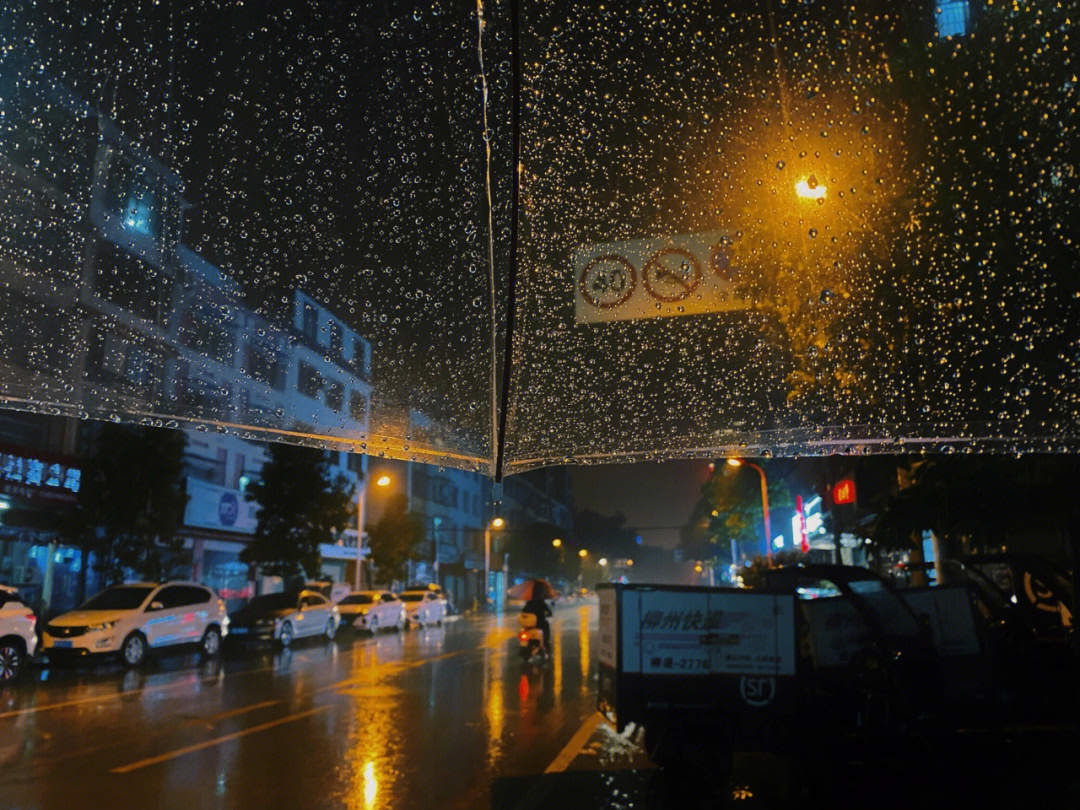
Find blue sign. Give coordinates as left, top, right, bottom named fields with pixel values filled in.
left=218, top=492, right=240, bottom=527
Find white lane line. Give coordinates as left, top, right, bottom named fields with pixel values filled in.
left=110, top=705, right=331, bottom=773
left=544, top=712, right=602, bottom=773
left=0, top=676, right=223, bottom=720
left=2, top=642, right=376, bottom=720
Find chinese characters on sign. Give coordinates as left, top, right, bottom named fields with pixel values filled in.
left=0, top=452, right=81, bottom=504
left=624, top=591, right=796, bottom=677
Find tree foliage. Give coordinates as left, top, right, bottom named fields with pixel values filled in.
left=241, top=443, right=354, bottom=578
left=65, top=423, right=189, bottom=584
left=697, top=463, right=795, bottom=567
left=366, top=492, right=424, bottom=584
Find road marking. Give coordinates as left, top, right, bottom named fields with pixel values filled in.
left=0, top=675, right=224, bottom=720
left=0, top=640, right=377, bottom=721
left=544, top=712, right=602, bottom=773
left=198, top=700, right=279, bottom=725
left=110, top=705, right=331, bottom=773
left=45, top=700, right=281, bottom=763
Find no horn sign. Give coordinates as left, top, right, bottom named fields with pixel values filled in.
left=573, top=230, right=749, bottom=324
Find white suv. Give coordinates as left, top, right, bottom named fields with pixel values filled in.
left=0, top=585, right=37, bottom=683
left=42, top=582, right=229, bottom=667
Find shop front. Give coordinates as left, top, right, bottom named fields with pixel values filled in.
left=183, top=478, right=258, bottom=610
left=0, top=444, right=86, bottom=613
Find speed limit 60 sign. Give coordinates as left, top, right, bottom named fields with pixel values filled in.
left=573, top=230, right=748, bottom=324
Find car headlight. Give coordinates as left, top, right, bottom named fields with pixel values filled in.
left=88, top=621, right=116, bottom=632
left=359, top=608, right=369, bottom=616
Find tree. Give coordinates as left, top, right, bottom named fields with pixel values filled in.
left=241, top=443, right=354, bottom=579
left=695, top=462, right=795, bottom=570
left=64, top=423, right=189, bottom=588
left=366, top=492, right=424, bottom=584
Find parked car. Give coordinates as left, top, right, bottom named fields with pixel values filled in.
left=41, top=582, right=228, bottom=667
left=337, top=590, right=406, bottom=633
left=399, top=589, right=446, bottom=627
left=228, top=590, right=339, bottom=647
left=0, top=584, right=37, bottom=683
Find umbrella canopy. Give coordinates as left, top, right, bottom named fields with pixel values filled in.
left=507, top=579, right=557, bottom=601
left=0, top=4, right=1076, bottom=472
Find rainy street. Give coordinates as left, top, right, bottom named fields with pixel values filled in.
left=0, top=604, right=624, bottom=810
left=4, top=598, right=1079, bottom=810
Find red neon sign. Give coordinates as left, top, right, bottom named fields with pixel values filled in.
left=832, top=479, right=856, bottom=506
left=796, top=495, right=809, bottom=553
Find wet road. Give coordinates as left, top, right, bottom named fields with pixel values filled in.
left=5, top=603, right=1079, bottom=810
left=0, top=605, right=609, bottom=810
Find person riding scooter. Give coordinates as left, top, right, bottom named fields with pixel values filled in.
left=521, top=582, right=552, bottom=655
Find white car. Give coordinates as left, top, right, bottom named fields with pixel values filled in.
left=228, top=589, right=339, bottom=647
left=399, top=589, right=446, bottom=627
left=0, top=585, right=37, bottom=683
left=337, top=590, right=406, bottom=633
left=42, top=582, right=229, bottom=667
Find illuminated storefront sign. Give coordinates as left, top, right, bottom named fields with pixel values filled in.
left=0, top=449, right=81, bottom=504
left=832, top=479, right=856, bottom=505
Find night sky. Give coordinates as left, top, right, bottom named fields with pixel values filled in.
left=570, top=460, right=713, bottom=550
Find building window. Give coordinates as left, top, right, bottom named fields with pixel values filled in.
left=302, top=304, right=318, bottom=343
left=181, top=314, right=235, bottom=366
left=246, top=344, right=285, bottom=391
left=936, top=1, right=969, bottom=38
left=298, top=362, right=322, bottom=399
left=325, top=380, right=344, bottom=413
left=348, top=392, right=367, bottom=423
left=352, top=340, right=367, bottom=378
left=329, top=321, right=343, bottom=360
left=106, top=157, right=161, bottom=238
left=346, top=453, right=364, bottom=474
left=93, top=242, right=171, bottom=326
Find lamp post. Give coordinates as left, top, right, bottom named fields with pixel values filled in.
left=355, top=472, right=392, bottom=590
left=484, top=517, right=504, bottom=609
left=728, top=458, right=773, bottom=565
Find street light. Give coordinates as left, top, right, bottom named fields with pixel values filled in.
left=484, top=517, right=505, bottom=609
left=578, top=548, right=588, bottom=558
left=795, top=174, right=826, bottom=200
left=727, top=458, right=773, bottom=565
left=355, top=471, right=394, bottom=590
left=551, top=538, right=562, bottom=548
left=598, top=558, right=608, bottom=567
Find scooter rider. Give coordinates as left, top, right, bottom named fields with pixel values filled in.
left=521, top=583, right=552, bottom=654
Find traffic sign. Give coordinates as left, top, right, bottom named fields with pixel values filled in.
left=573, top=230, right=749, bottom=324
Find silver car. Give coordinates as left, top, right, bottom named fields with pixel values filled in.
left=228, top=590, right=339, bottom=647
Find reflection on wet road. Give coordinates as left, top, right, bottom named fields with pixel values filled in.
left=0, top=606, right=600, bottom=810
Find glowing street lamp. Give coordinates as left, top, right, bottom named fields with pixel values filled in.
left=355, top=470, right=393, bottom=590
left=578, top=548, right=588, bottom=558
left=598, top=558, right=608, bottom=567
left=551, top=538, right=562, bottom=548
left=727, top=458, right=773, bottom=565
left=484, top=517, right=506, bottom=607
left=795, top=174, right=826, bottom=200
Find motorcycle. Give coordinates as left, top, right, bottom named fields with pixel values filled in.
left=518, top=611, right=546, bottom=662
